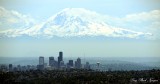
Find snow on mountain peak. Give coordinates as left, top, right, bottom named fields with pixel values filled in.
left=46, top=8, right=102, bottom=26
left=0, top=8, right=152, bottom=39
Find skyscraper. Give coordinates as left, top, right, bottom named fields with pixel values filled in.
left=77, top=57, right=81, bottom=69
left=9, top=64, right=12, bottom=72
left=39, top=56, right=44, bottom=65
left=75, top=57, right=81, bottom=69
left=49, top=57, right=54, bottom=67
left=38, top=56, right=45, bottom=70
left=58, top=51, right=63, bottom=68
left=68, top=60, right=74, bottom=67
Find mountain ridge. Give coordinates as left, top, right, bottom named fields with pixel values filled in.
left=0, top=8, right=152, bottom=39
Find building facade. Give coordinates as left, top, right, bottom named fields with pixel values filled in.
left=58, top=51, right=63, bottom=68
left=39, top=56, right=44, bottom=65
left=49, top=57, right=54, bottom=67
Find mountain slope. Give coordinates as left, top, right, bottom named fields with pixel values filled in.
left=0, top=8, right=152, bottom=39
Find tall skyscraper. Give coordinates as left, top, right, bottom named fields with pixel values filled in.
left=49, top=57, right=54, bottom=67
left=9, top=64, right=12, bottom=72
left=75, top=57, right=81, bottom=69
left=68, top=60, right=74, bottom=67
left=39, top=56, right=44, bottom=65
left=58, top=51, right=63, bottom=68
left=38, top=56, right=45, bottom=70
left=77, top=57, right=81, bottom=69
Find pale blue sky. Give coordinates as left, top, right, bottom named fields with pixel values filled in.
left=0, top=0, right=160, bottom=20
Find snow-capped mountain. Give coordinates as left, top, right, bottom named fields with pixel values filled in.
left=0, top=8, right=152, bottom=39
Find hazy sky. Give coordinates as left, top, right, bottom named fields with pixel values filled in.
left=0, top=0, right=160, bottom=58
left=0, top=0, right=160, bottom=19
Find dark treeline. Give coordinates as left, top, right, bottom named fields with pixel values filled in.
left=0, top=69, right=160, bottom=84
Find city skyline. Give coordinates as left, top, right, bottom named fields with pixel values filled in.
left=0, top=1, right=160, bottom=83
left=0, top=51, right=159, bottom=72
left=1, top=51, right=88, bottom=72
left=1, top=51, right=159, bottom=72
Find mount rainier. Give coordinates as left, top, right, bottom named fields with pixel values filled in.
left=0, top=8, right=152, bottom=39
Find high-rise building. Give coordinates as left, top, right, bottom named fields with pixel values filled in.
left=84, top=62, right=90, bottom=70
left=75, top=61, right=77, bottom=68
left=39, top=56, right=44, bottom=65
left=17, top=65, right=21, bottom=71
left=75, top=57, right=81, bottom=69
left=58, top=51, right=63, bottom=68
left=68, top=60, right=74, bottom=67
left=0, top=65, right=8, bottom=72
left=60, top=61, right=64, bottom=67
left=49, top=57, right=54, bottom=67
left=9, top=64, right=12, bottom=72
left=54, top=60, right=58, bottom=68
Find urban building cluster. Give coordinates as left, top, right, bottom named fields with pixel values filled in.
left=0, top=51, right=91, bottom=72
left=0, top=52, right=159, bottom=83
left=37, top=51, right=90, bottom=70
